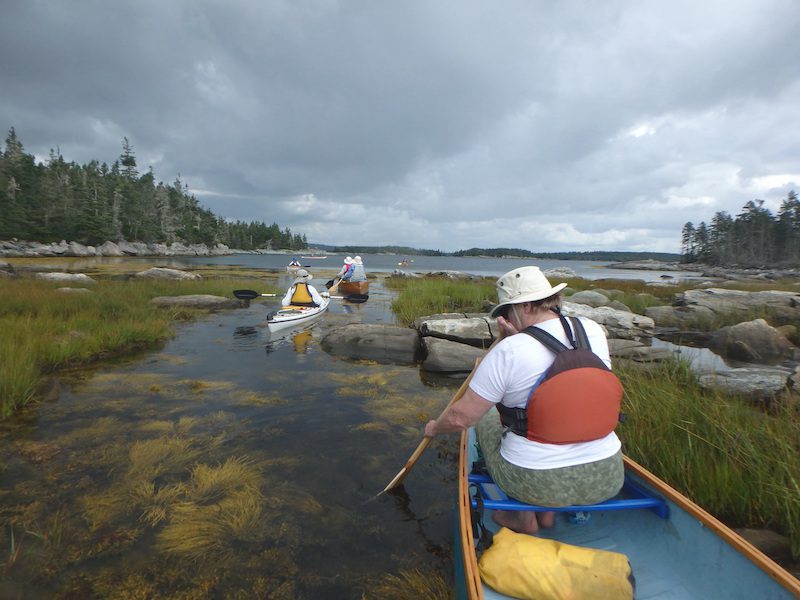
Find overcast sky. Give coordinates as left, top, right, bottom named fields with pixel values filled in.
left=2, top=1, right=799, bottom=253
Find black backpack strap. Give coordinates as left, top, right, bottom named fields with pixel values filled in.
left=521, top=326, right=570, bottom=354
left=568, top=316, right=592, bottom=350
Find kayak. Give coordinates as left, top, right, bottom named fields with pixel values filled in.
left=337, top=280, right=369, bottom=295
left=266, top=297, right=330, bottom=333
left=455, top=427, right=800, bottom=599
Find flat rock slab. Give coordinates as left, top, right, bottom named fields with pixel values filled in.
left=35, top=272, right=96, bottom=284
left=135, top=267, right=201, bottom=280
left=321, top=324, right=421, bottom=365
left=422, top=337, right=487, bottom=373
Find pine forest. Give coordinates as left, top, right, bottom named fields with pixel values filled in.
left=0, top=128, right=307, bottom=251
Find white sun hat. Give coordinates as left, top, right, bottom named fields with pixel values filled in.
left=293, top=269, right=312, bottom=283
left=354, top=256, right=362, bottom=264
left=489, top=266, right=567, bottom=318
left=344, top=256, right=353, bottom=264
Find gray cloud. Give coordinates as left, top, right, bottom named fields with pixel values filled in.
left=2, top=0, right=799, bottom=252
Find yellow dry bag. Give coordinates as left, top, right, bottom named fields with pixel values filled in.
left=478, top=527, right=634, bottom=600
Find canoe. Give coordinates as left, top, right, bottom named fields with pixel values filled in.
left=301, top=256, right=327, bottom=259
left=455, top=427, right=800, bottom=599
left=337, top=280, right=369, bottom=295
left=266, top=297, right=329, bottom=333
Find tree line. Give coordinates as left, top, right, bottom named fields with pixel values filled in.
left=681, top=191, right=800, bottom=267
left=0, top=128, right=307, bottom=251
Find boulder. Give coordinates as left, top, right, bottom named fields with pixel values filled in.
left=67, top=241, right=96, bottom=256
left=321, top=324, right=421, bottom=365
left=150, top=295, right=238, bottom=309
left=418, top=317, right=495, bottom=348
left=562, top=302, right=655, bottom=342
left=96, top=241, right=123, bottom=256
left=36, top=272, right=96, bottom=284
left=697, top=367, right=791, bottom=400
left=567, top=290, right=610, bottom=307
left=709, top=319, right=795, bottom=362
left=421, top=337, right=487, bottom=372
left=135, top=267, right=201, bottom=280
left=645, top=305, right=716, bottom=328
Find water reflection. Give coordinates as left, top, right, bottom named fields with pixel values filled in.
left=0, top=280, right=458, bottom=598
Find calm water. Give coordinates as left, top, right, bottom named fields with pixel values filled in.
left=171, top=252, right=697, bottom=282
left=0, top=276, right=463, bottom=599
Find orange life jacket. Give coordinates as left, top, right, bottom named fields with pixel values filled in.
left=290, top=282, right=317, bottom=306
left=496, top=312, right=623, bottom=444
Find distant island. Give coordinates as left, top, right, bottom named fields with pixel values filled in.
left=308, top=244, right=681, bottom=263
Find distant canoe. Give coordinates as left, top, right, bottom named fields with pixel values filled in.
left=301, top=256, right=327, bottom=259
left=337, top=280, right=369, bottom=295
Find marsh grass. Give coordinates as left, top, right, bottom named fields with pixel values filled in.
left=363, top=568, right=454, bottom=600
left=0, top=276, right=279, bottom=417
left=386, top=277, right=496, bottom=325
left=618, top=359, right=800, bottom=557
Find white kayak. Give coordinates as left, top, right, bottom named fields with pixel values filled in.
left=266, top=297, right=330, bottom=333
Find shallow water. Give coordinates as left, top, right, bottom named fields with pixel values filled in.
left=0, top=280, right=463, bottom=598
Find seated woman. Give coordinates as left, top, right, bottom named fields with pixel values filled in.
left=336, top=256, right=355, bottom=282
left=423, top=266, right=623, bottom=534
left=281, top=269, right=324, bottom=307
left=349, top=256, right=367, bottom=282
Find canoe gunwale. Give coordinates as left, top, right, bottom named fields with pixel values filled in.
left=457, top=430, right=800, bottom=599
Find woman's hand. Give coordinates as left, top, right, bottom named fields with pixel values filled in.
left=424, top=420, right=438, bottom=437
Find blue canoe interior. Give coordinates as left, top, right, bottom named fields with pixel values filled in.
left=456, top=428, right=800, bottom=600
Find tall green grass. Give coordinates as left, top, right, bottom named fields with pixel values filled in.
left=0, top=277, right=278, bottom=418
left=385, top=277, right=496, bottom=325
left=389, top=275, right=800, bottom=558
left=617, top=359, right=800, bottom=558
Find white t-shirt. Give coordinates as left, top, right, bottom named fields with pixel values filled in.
left=470, top=316, right=622, bottom=470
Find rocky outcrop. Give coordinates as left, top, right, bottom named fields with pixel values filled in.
left=680, top=288, right=800, bottom=322
left=135, top=268, right=201, bottom=280
left=150, top=295, right=239, bottom=310
left=321, top=324, right=421, bottom=365
left=0, top=239, right=234, bottom=257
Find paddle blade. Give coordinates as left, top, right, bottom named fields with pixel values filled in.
left=325, top=279, right=335, bottom=289
left=233, top=289, right=260, bottom=300
left=344, top=294, right=369, bottom=303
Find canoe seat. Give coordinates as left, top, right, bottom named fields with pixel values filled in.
left=468, top=472, right=669, bottom=519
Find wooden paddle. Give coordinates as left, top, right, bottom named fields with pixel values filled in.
left=379, top=354, right=486, bottom=496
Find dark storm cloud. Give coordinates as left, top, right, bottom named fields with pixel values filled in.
left=2, top=0, right=799, bottom=251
